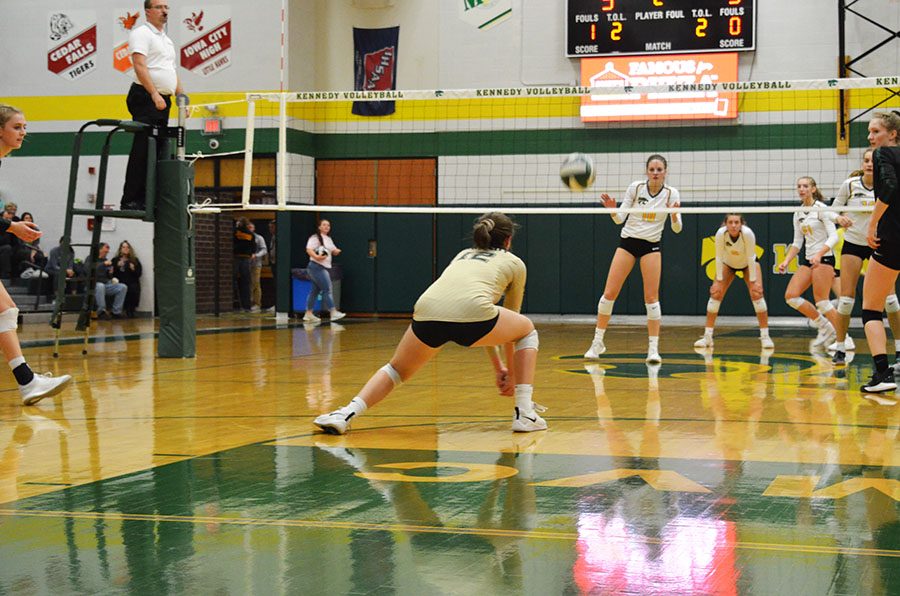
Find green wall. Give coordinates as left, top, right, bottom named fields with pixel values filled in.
left=291, top=211, right=837, bottom=318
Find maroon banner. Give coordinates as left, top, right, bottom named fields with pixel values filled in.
left=47, top=25, right=97, bottom=74
left=180, top=20, right=231, bottom=71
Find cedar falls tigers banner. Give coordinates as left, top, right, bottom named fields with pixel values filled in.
left=352, top=26, right=399, bottom=116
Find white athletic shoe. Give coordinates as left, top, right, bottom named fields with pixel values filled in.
left=314, top=409, right=355, bottom=435
left=813, top=323, right=837, bottom=347
left=512, top=406, right=548, bottom=433
left=827, top=336, right=855, bottom=352
left=20, top=372, right=72, bottom=406
left=694, top=335, right=713, bottom=348
left=330, top=311, right=346, bottom=322
left=584, top=339, right=606, bottom=359
left=303, top=312, right=321, bottom=323
left=760, top=336, right=775, bottom=350
left=646, top=348, right=662, bottom=364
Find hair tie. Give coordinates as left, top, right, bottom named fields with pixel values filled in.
left=483, top=219, right=495, bottom=232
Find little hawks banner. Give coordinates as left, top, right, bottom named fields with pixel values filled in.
left=352, top=27, right=399, bottom=117
left=179, top=5, right=232, bottom=77
left=47, top=10, right=98, bottom=81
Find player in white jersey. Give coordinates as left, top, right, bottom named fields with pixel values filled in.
left=694, top=214, right=773, bottom=350
left=584, top=154, right=682, bottom=364
left=777, top=176, right=841, bottom=347
left=314, top=212, right=547, bottom=435
left=831, top=149, right=900, bottom=366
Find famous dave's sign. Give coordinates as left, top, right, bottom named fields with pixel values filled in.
left=113, top=9, right=142, bottom=75
left=179, top=6, right=232, bottom=76
left=580, top=53, right=738, bottom=122
left=47, top=10, right=98, bottom=80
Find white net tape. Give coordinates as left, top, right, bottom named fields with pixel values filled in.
left=185, top=75, right=899, bottom=215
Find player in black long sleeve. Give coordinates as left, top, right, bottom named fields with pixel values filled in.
left=860, top=110, right=900, bottom=394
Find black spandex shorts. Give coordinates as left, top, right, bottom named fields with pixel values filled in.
left=411, top=314, right=500, bottom=348
left=799, top=254, right=836, bottom=268
left=873, top=243, right=900, bottom=271
left=723, top=258, right=759, bottom=275
left=619, top=237, right=661, bottom=259
left=841, top=240, right=873, bottom=261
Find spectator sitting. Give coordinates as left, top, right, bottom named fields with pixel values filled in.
left=0, top=204, right=18, bottom=280
left=15, top=212, right=47, bottom=278
left=114, top=240, right=142, bottom=318
left=47, top=238, right=85, bottom=295
left=2, top=202, right=19, bottom=222
left=92, top=242, right=127, bottom=320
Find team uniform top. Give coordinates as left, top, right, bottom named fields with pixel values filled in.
left=611, top=181, right=681, bottom=243
left=874, top=146, right=900, bottom=246
left=790, top=200, right=838, bottom=260
left=414, top=248, right=526, bottom=323
left=306, top=234, right=338, bottom=268
left=833, top=175, right=875, bottom=246
left=129, top=23, right=178, bottom=95
left=715, top=225, right=758, bottom=282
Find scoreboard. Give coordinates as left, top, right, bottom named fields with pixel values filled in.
left=566, top=0, right=756, bottom=57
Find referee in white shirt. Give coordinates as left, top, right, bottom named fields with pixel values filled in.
left=121, top=1, right=183, bottom=211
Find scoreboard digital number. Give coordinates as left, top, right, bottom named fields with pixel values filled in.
left=567, top=0, right=756, bottom=57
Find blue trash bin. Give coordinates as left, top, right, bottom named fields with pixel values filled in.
left=292, top=266, right=342, bottom=313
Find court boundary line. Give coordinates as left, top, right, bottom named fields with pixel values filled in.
left=0, top=508, right=897, bottom=559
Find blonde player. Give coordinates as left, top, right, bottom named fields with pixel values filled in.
left=584, top=154, right=682, bottom=364
left=0, top=105, right=72, bottom=405
left=694, top=214, right=774, bottom=350
left=831, top=149, right=900, bottom=366
left=314, top=212, right=546, bottom=435
left=777, top=176, right=841, bottom=348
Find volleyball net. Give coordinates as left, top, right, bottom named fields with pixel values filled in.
left=185, top=76, right=899, bottom=215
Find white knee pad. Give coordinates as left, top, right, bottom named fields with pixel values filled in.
left=0, top=308, right=18, bottom=333
left=645, top=302, right=661, bottom=321
left=887, top=294, right=900, bottom=313
left=752, top=298, right=767, bottom=313
left=515, top=329, right=539, bottom=352
left=786, top=297, right=805, bottom=310
left=837, top=296, right=855, bottom=316
left=379, top=363, right=402, bottom=386
left=597, top=296, right=615, bottom=316
left=706, top=298, right=721, bottom=314
left=816, top=300, right=834, bottom=314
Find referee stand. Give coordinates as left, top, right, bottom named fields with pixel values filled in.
left=51, top=98, right=195, bottom=358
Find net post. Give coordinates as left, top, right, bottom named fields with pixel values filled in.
left=241, top=94, right=256, bottom=208
left=176, top=94, right=188, bottom=161
left=278, top=92, right=288, bottom=208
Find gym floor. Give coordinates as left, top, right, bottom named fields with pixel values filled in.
left=0, top=316, right=897, bottom=594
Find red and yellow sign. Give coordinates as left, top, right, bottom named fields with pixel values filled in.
left=580, top=52, right=738, bottom=122
left=113, top=10, right=142, bottom=75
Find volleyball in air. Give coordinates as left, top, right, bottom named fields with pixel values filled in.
left=559, top=152, right=595, bottom=191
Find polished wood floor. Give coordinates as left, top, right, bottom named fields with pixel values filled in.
left=0, top=315, right=898, bottom=594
